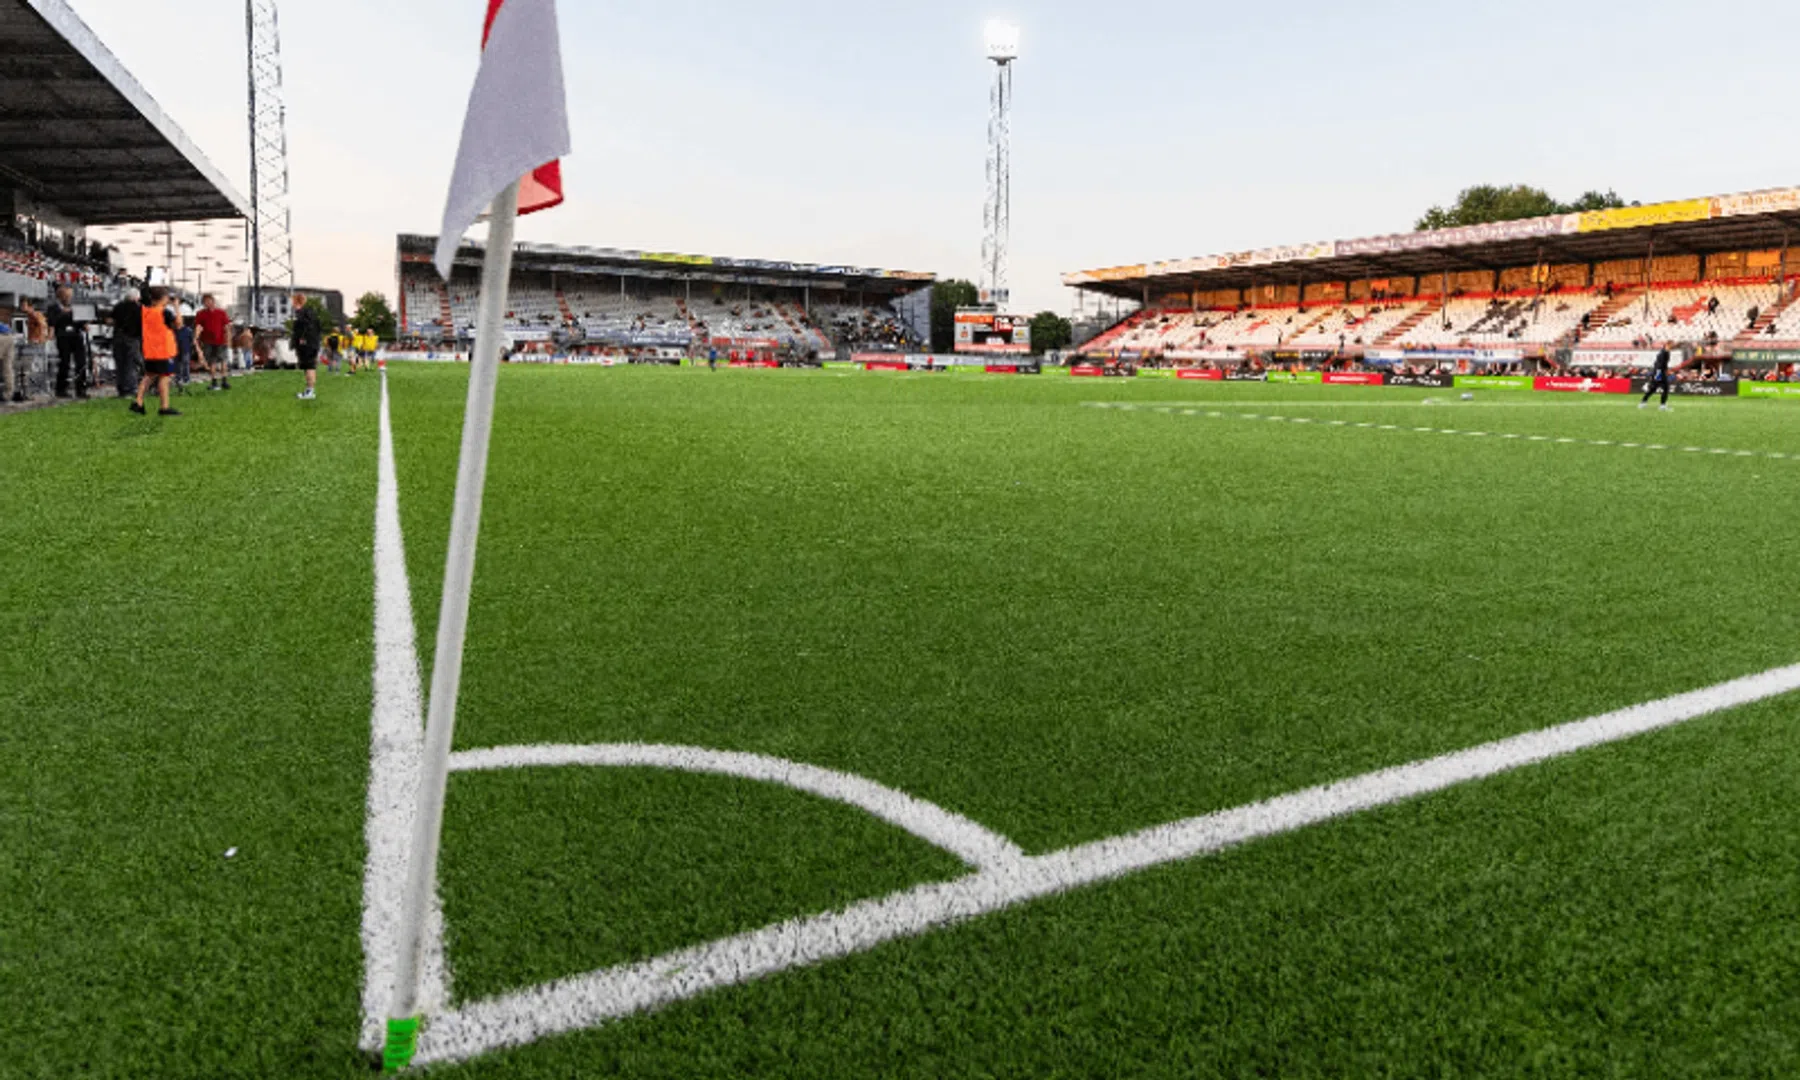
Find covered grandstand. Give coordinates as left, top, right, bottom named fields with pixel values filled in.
left=0, top=0, right=247, bottom=309
left=396, top=234, right=935, bottom=361
left=1065, top=187, right=1800, bottom=372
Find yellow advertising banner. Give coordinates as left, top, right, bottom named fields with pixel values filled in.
left=1064, top=264, right=1148, bottom=285
left=643, top=252, right=714, bottom=266
left=1578, top=199, right=1712, bottom=234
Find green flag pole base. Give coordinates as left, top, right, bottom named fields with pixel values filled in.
left=382, top=1017, right=421, bottom=1074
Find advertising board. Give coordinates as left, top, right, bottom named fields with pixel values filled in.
left=1454, top=376, right=1534, bottom=391
left=1740, top=382, right=1800, bottom=399
left=1384, top=373, right=1457, bottom=389
left=1629, top=380, right=1735, bottom=398
left=1535, top=376, right=1633, bottom=394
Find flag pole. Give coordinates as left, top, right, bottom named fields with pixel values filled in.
left=383, top=179, right=521, bottom=1074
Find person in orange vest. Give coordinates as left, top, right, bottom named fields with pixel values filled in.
left=130, top=286, right=181, bottom=416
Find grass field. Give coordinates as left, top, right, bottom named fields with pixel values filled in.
left=5, top=364, right=1800, bottom=1078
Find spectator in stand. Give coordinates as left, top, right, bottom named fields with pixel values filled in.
left=130, top=286, right=180, bottom=417
left=0, top=321, right=18, bottom=403
left=110, top=288, right=143, bottom=398
left=46, top=286, right=88, bottom=399
left=196, top=294, right=233, bottom=392
left=291, top=292, right=322, bottom=400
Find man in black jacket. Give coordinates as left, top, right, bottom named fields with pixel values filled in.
left=291, top=292, right=322, bottom=400
left=109, top=288, right=143, bottom=398
left=48, top=286, right=89, bottom=399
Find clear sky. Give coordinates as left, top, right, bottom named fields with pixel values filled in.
left=66, top=0, right=1800, bottom=316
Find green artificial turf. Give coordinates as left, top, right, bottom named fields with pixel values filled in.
left=6, top=364, right=1798, bottom=1078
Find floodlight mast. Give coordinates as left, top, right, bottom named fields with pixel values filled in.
left=246, top=0, right=295, bottom=328
left=982, top=21, right=1018, bottom=309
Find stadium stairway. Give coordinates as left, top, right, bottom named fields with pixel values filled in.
left=1731, top=287, right=1798, bottom=347
left=1374, top=301, right=1444, bottom=348
left=435, top=280, right=453, bottom=332
left=556, top=290, right=575, bottom=326
left=1573, top=288, right=1644, bottom=343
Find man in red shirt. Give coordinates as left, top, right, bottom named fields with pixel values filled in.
left=195, top=293, right=234, bottom=392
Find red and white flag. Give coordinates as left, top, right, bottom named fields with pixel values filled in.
left=434, top=0, right=571, bottom=278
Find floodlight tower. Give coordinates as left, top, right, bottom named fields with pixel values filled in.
left=246, top=0, right=296, bottom=327
left=981, top=20, right=1019, bottom=308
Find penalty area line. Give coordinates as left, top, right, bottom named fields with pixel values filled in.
left=412, top=661, right=1800, bottom=1066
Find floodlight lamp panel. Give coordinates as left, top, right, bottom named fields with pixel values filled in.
left=985, top=20, right=1020, bottom=61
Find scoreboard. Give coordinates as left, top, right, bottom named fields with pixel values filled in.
left=954, top=309, right=1032, bottom=354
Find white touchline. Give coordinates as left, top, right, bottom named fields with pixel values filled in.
left=363, top=373, right=450, bottom=1052
left=407, top=657, right=1800, bottom=1066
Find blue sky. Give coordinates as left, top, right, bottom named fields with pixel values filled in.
left=69, top=0, right=1800, bottom=315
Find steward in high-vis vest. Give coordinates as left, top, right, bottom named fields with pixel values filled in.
left=130, top=287, right=181, bottom=417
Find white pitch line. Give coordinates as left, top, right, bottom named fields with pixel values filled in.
left=450, top=744, right=1026, bottom=872
left=414, top=662, right=1800, bottom=1066
left=1093, top=403, right=1797, bottom=463
left=362, top=372, right=451, bottom=1051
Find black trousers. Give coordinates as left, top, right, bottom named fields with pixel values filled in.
left=54, top=337, right=87, bottom=395
left=1641, top=372, right=1670, bottom=405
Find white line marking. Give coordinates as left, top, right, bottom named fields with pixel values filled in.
left=412, top=664, right=1800, bottom=1066
left=362, top=373, right=450, bottom=1051
left=1110, top=405, right=1795, bottom=462
left=450, top=744, right=1026, bottom=872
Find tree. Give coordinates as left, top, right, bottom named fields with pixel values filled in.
left=285, top=296, right=334, bottom=336
left=929, top=279, right=980, bottom=354
left=352, top=291, right=399, bottom=341
left=1415, top=185, right=1633, bottom=231
left=1564, top=189, right=1629, bottom=214
left=1028, top=310, right=1073, bottom=355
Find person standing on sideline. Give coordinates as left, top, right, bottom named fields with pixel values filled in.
left=196, top=294, right=233, bottom=391
left=173, top=302, right=197, bottom=388
left=131, top=286, right=181, bottom=417
left=1640, top=343, right=1675, bottom=411
left=291, top=292, right=322, bottom=400
left=323, top=326, right=343, bottom=375
left=110, top=288, right=143, bottom=397
left=20, top=298, right=48, bottom=396
left=232, top=325, right=254, bottom=374
left=0, top=322, right=19, bottom=403
left=47, top=286, right=90, bottom=399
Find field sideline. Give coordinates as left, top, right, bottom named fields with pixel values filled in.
left=6, top=364, right=1799, bottom=1077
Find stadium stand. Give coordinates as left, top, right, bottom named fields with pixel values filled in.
left=0, top=0, right=247, bottom=403
left=399, top=235, right=933, bottom=358
left=1065, top=186, right=1800, bottom=373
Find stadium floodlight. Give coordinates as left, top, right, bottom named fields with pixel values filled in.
left=985, top=20, right=1020, bottom=62
left=246, top=0, right=296, bottom=329
left=981, top=21, right=1017, bottom=308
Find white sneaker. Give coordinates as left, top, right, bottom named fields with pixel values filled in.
left=1638, top=402, right=1647, bottom=410
left=297, top=389, right=316, bottom=401
left=1659, top=404, right=1671, bottom=412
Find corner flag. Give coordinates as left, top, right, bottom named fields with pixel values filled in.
left=389, top=1, right=569, bottom=1071
left=432, top=0, right=571, bottom=279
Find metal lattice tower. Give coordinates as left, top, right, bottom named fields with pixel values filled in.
left=246, top=0, right=295, bottom=327
left=981, top=22, right=1018, bottom=308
